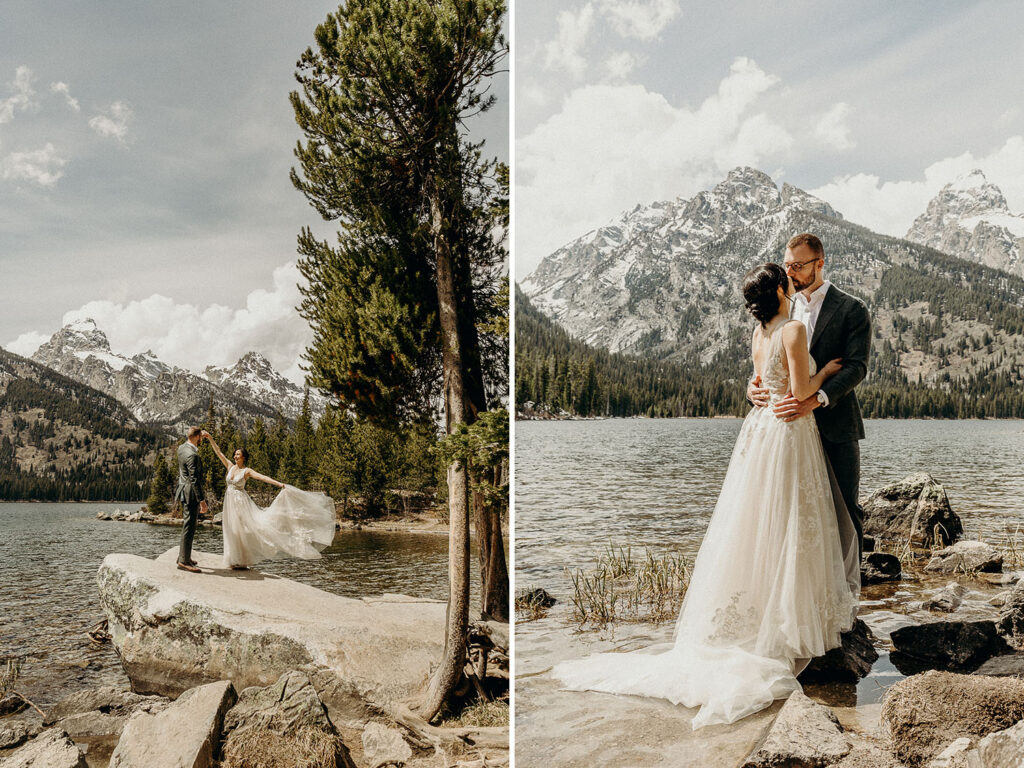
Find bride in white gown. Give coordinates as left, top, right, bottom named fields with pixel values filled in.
left=202, top=431, right=337, bottom=570
left=552, top=263, right=861, bottom=729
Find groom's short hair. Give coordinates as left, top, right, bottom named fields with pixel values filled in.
left=787, top=233, right=824, bottom=259
left=187, top=426, right=202, bottom=440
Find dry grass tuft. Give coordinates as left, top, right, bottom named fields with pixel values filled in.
left=220, top=726, right=347, bottom=768
left=439, top=695, right=509, bottom=728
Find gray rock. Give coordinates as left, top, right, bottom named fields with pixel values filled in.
left=43, top=686, right=170, bottom=765
left=361, top=722, right=412, bottom=768
left=862, top=473, right=963, bottom=547
left=220, top=671, right=355, bottom=768
left=989, top=591, right=1010, bottom=608
left=922, top=582, right=968, bottom=613
left=96, top=511, right=112, bottom=521
left=881, top=670, right=1024, bottom=766
left=109, top=680, right=236, bottom=768
left=997, top=581, right=1024, bottom=647
left=891, top=620, right=1011, bottom=671
left=98, top=549, right=446, bottom=727
left=0, top=728, right=87, bottom=768
left=742, top=690, right=851, bottom=767
left=799, top=619, right=879, bottom=683
left=965, top=719, right=1024, bottom=768
left=973, top=653, right=1024, bottom=678
left=861, top=552, right=902, bottom=584
left=979, top=572, right=1021, bottom=587
left=0, top=723, right=34, bottom=750
left=925, top=737, right=973, bottom=768
left=925, top=541, right=1003, bottom=574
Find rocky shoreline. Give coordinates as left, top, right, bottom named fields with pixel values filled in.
left=516, top=472, right=1024, bottom=767
left=1, top=549, right=509, bottom=768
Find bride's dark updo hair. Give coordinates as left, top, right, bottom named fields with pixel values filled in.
left=236, top=448, right=249, bottom=464
left=743, top=263, right=789, bottom=328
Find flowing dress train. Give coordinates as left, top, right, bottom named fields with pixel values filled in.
left=221, top=465, right=337, bottom=568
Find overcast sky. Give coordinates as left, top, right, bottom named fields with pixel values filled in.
left=515, top=0, right=1024, bottom=278
left=1, top=1, right=507, bottom=382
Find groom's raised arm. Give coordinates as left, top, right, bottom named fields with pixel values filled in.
left=820, top=300, right=870, bottom=407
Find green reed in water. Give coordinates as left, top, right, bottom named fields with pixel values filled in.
left=566, top=544, right=691, bottom=627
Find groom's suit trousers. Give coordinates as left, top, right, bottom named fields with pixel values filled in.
left=178, top=498, right=199, bottom=563
left=821, top=437, right=864, bottom=555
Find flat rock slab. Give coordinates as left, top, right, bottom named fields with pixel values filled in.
left=742, top=690, right=851, bottom=768
left=925, top=542, right=1002, bottom=575
left=98, top=549, right=446, bottom=726
left=881, top=670, right=1024, bottom=766
left=0, top=727, right=87, bottom=768
left=109, top=680, right=236, bottom=768
left=972, top=653, right=1024, bottom=677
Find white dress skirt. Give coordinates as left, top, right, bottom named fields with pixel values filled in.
left=221, top=464, right=337, bottom=568
left=552, top=319, right=861, bottom=729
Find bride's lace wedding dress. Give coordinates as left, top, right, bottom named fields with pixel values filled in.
left=221, top=465, right=337, bottom=568
left=553, top=318, right=861, bottom=729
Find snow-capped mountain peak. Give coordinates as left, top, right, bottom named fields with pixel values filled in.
left=906, top=169, right=1024, bottom=277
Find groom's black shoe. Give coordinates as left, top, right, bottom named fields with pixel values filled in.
left=187, top=559, right=198, bottom=566
left=176, top=562, right=201, bottom=573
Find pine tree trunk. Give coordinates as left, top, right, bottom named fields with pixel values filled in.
left=418, top=172, right=473, bottom=723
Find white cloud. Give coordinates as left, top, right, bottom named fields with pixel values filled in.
left=811, top=135, right=1024, bottom=235
left=52, top=262, right=311, bottom=384
left=604, top=51, right=642, bottom=81
left=5, top=331, right=50, bottom=357
left=599, top=0, right=680, bottom=40
left=814, top=102, right=854, bottom=150
left=49, top=81, right=80, bottom=112
left=544, top=4, right=595, bottom=79
left=517, top=57, right=791, bottom=276
left=88, top=101, right=133, bottom=142
left=1, top=143, right=67, bottom=186
left=0, top=66, right=37, bottom=124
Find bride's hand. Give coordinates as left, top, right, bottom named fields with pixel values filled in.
left=823, top=358, right=843, bottom=377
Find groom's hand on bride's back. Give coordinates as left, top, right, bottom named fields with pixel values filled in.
left=773, top=392, right=819, bottom=422
left=747, top=376, right=770, bottom=407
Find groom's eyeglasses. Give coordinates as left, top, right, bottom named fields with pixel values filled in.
left=784, top=258, right=817, bottom=273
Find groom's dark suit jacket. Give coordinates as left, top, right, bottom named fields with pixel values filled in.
left=174, top=442, right=205, bottom=509
left=803, top=284, right=871, bottom=443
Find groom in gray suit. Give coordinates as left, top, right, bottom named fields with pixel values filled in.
left=749, top=233, right=871, bottom=552
left=175, top=426, right=208, bottom=573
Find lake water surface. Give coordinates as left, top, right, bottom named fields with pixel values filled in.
left=0, top=504, right=467, bottom=709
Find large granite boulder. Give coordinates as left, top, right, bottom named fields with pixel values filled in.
left=862, top=474, right=962, bottom=547
left=881, top=671, right=1024, bottom=766
left=0, top=728, right=87, bottom=768
left=996, top=580, right=1024, bottom=647
left=925, top=542, right=1002, bottom=575
left=741, top=690, right=851, bottom=767
left=798, top=619, right=879, bottom=683
left=98, top=549, right=446, bottom=727
left=964, top=719, right=1024, bottom=767
left=890, top=620, right=1010, bottom=672
left=220, top=671, right=355, bottom=768
left=109, top=680, right=236, bottom=768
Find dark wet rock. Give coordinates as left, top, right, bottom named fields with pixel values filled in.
left=109, top=680, right=236, bottom=768
left=0, top=696, right=28, bottom=717
left=799, top=619, right=879, bottom=684
left=220, top=671, right=355, bottom=768
left=973, top=652, right=1024, bottom=678
left=0, top=727, right=87, bottom=768
left=861, top=552, right=902, bottom=584
left=741, top=690, right=851, bottom=767
left=862, top=535, right=875, bottom=553
left=881, top=670, right=1024, bottom=766
left=862, top=473, right=962, bottom=547
left=98, top=549, right=445, bottom=727
left=890, top=620, right=1011, bottom=672
left=925, top=541, right=1002, bottom=574
left=920, top=582, right=967, bottom=613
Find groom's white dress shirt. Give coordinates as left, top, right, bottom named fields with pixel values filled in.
left=792, top=279, right=832, bottom=406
